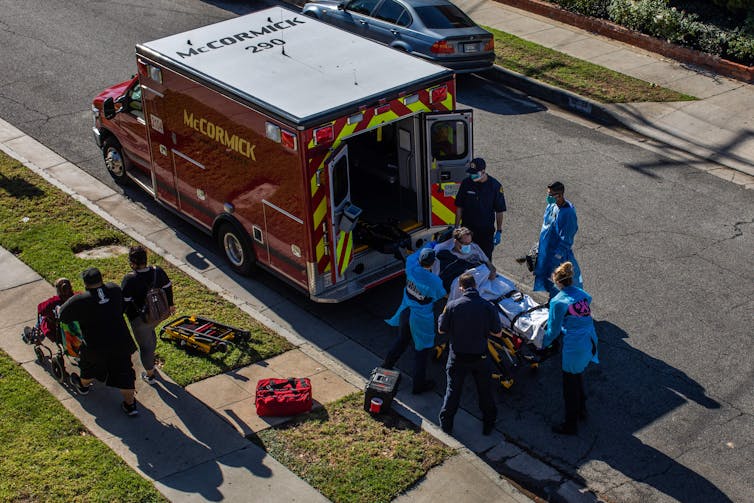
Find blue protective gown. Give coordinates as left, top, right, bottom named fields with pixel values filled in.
left=534, top=200, right=582, bottom=293
left=542, top=286, right=599, bottom=374
left=385, top=250, right=447, bottom=350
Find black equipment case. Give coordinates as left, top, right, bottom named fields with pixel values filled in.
left=364, top=367, right=401, bottom=413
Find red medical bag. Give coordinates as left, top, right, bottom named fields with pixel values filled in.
left=255, top=377, right=313, bottom=417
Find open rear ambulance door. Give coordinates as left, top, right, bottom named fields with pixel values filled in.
left=424, top=110, right=473, bottom=228
left=324, top=145, right=355, bottom=283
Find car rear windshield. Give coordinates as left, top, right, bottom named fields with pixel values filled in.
left=414, top=5, right=476, bottom=29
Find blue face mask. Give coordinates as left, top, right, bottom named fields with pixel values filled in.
left=470, top=173, right=482, bottom=181
left=460, top=244, right=472, bottom=254
left=546, top=195, right=557, bottom=204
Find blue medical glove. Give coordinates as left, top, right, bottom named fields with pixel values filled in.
left=493, top=230, right=502, bottom=246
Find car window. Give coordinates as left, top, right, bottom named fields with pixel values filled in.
left=414, top=4, right=476, bottom=29
left=346, top=0, right=381, bottom=16
left=373, top=0, right=411, bottom=27
left=127, top=84, right=144, bottom=120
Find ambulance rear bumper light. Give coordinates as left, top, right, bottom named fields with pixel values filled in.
left=265, top=122, right=282, bottom=143
left=314, top=125, right=334, bottom=145
left=375, top=104, right=391, bottom=115
left=348, top=113, right=363, bottom=125
left=430, top=86, right=448, bottom=103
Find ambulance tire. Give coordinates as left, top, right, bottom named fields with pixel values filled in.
left=103, top=138, right=128, bottom=184
left=217, top=223, right=256, bottom=275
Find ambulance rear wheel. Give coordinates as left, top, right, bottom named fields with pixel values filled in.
left=103, top=138, right=128, bottom=183
left=218, top=223, right=255, bottom=275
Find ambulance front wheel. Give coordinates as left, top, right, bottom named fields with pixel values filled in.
left=218, top=223, right=255, bottom=275
left=103, top=138, right=128, bottom=183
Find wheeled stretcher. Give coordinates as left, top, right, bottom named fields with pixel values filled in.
left=160, top=315, right=250, bottom=354
left=445, top=265, right=554, bottom=389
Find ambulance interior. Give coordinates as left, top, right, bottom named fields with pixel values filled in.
left=340, top=118, right=424, bottom=254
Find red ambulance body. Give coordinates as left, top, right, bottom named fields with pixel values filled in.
left=92, top=6, right=474, bottom=302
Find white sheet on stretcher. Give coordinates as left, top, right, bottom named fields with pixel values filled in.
left=447, top=265, right=548, bottom=349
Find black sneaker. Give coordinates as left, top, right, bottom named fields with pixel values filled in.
left=121, top=400, right=139, bottom=417
left=70, top=374, right=91, bottom=396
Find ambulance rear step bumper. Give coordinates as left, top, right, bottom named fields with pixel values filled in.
left=310, top=261, right=404, bottom=303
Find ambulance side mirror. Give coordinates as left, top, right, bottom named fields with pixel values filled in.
left=103, top=97, right=117, bottom=120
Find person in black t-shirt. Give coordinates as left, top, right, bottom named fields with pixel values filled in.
left=59, top=268, right=139, bottom=416
left=121, top=245, right=175, bottom=384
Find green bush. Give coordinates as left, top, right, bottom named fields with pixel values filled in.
left=553, top=0, right=610, bottom=18
left=605, top=0, right=754, bottom=65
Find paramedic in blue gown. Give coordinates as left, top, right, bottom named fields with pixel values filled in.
left=542, top=262, right=599, bottom=435
left=454, top=158, right=507, bottom=261
left=437, top=273, right=502, bottom=436
left=534, top=181, right=582, bottom=299
left=384, top=247, right=447, bottom=394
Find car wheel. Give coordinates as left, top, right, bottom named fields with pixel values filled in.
left=103, top=138, right=128, bottom=183
left=217, top=223, right=256, bottom=275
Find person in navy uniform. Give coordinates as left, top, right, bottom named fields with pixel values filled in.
left=384, top=247, right=447, bottom=394
left=454, top=157, right=507, bottom=260
left=437, top=272, right=502, bottom=435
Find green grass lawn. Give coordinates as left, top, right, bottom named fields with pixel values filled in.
left=0, top=349, right=166, bottom=502
left=0, top=152, right=293, bottom=386
left=487, top=26, right=697, bottom=103
left=256, top=393, right=454, bottom=503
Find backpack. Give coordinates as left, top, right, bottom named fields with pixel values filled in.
left=142, top=267, right=170, bottom=324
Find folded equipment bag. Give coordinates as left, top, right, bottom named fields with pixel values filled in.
left=255, top=377, right=313, bottom=417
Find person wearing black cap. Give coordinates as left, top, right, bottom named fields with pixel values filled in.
left=384, top=246, right=447, bottom=394
left=533, top=181, right=582, bottom=299
left=438, top=272, right=502, bottom=435
left=454, top=157, right=507, bottom=261
left=59, top=267, right=139, bottom=416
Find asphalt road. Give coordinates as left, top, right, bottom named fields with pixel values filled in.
left=1, top=1, right=753, bottom=502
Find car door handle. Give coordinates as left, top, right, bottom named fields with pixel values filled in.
left=358, top=19, right=367, bottom=25
left=390, top=29, right=399, bottom=35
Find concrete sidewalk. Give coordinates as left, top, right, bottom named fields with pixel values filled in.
left=0, top=120, right=533, bottom=501
left=455, top=0, right=754, bottom=186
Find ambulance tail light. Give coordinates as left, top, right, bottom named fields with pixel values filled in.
left=430, top=85, right=448, bottom=104
left=314, top=125, right=334, bottom=145
left=430, top=40, right=455, bottom=55
left=483, top=38, right=494, bottom=52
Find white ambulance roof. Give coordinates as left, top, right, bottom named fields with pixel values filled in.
left=137, top=6, right=452, bottom=126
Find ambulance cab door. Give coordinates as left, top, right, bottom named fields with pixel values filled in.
left=424, top=110, right=473, bottom=228
left=325, top=144, right=354, bottom=283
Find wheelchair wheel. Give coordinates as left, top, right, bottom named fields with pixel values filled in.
left=33, top=346, right=45, bottom=364
left=51, top=355, right=65, bottom=383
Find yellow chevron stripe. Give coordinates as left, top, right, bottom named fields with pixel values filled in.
left=441, top=91, right=454, bottom=110
left=336, top=230, right=353, bottom=275
left=431, top=194, right=456, bottom=224
left=406, top=100, right=430, bottom=113
left=313, top=197, right=327, bottom=230
left=367, top=111, right=400, bottom=128
left=311, top=171, right=319, bottom=198
left=316, top=236, right=326, bottom=261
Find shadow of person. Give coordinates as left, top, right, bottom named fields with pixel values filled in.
left=492, top=319, right=731, bottom=503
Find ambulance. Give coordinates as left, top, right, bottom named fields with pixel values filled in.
left=91, top=6, right=475, bottom=302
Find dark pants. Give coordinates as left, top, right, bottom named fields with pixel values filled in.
left=383, top=309, right=430, bottom=392
left=439, top=352, right=496, bottom=432
left=467, top=225, right=494, bottom=261
left=562, top=371, right=587, bottom=429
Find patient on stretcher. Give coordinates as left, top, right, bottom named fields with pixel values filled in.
left=433, top=227, right=496, bottom=289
